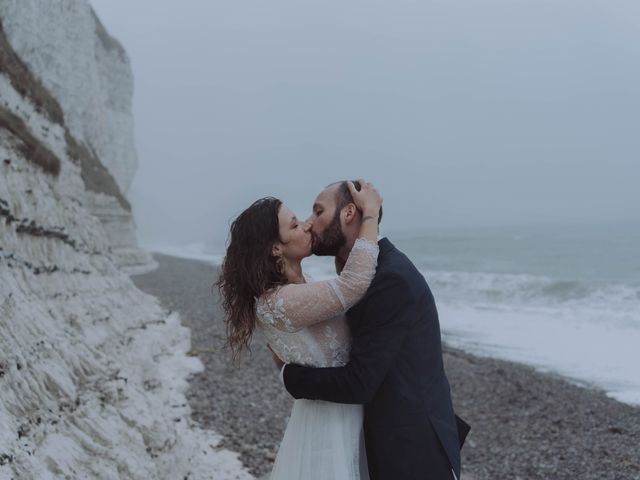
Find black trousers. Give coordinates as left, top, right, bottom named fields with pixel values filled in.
left=365, top=419, right=454, bottom=480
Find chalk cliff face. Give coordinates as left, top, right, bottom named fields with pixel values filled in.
left=0, top=3, right=251, bottom=479
left=0, top=0, right=153, bottom=273
left=0, top=0, right=136, bottom=193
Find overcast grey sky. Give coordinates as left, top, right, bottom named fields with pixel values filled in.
left=91, top=0, right=639, bottom=246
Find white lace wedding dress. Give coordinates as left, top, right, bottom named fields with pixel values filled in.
left=256, top=238, right=379, bottom=480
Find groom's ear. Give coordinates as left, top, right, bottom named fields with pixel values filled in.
left=342, top=203, right=358, bottom=224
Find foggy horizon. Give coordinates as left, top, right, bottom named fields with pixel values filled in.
left=90, top=0, right=640, bottom=246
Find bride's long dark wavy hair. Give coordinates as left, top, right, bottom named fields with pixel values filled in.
left=215, top=197, right=288, bottom=361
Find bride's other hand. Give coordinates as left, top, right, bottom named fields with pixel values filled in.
left=347, top=179, right=382, bottom=218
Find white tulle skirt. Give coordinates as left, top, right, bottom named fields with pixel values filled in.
left=269, top=399, right=369, bottom=480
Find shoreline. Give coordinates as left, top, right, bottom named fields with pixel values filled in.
left=132, top=253, right=640, bottom=480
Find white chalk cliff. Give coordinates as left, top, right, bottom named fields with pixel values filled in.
left=0, top=0, right=154, bottom=273
left=0, top=2, right=252, bottom=479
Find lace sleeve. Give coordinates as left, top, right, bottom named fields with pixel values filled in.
left=256, top=238, right=379, bottom=333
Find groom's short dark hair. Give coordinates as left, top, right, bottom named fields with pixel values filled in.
left=328, top=180, right=383, bottom=225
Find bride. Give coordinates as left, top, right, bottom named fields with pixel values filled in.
left=216, top=180, right=382, bottom=480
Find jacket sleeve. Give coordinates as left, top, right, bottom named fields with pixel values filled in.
left=283, top=272, right=415, bottom=404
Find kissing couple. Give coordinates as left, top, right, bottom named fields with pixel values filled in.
left=217, top=180, right=469, bottom=480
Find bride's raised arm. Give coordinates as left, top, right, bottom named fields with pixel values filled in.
left=257, top=181, right=381, bottom=333
left=257, top=238, right=379, bottom=333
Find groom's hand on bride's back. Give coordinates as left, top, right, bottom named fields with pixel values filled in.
left=268, top=345, right=285, bottom=370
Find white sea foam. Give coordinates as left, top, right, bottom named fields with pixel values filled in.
left=438, top=302, right=640, bottom=405
left=426, top=267, right=640, bottom=405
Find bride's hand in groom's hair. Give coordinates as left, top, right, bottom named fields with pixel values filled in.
left=348, top=179, right=382, bottom=218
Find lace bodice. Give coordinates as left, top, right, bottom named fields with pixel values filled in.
left=256, top=238, right=379, bottom=367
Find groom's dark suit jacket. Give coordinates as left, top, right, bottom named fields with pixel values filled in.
left=283, top=238, right=463, bottom=480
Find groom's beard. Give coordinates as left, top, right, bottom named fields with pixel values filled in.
left=311, top=211, right=346, bottom=256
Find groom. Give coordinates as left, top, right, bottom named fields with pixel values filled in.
left=276, top=180, right=468, bottom=480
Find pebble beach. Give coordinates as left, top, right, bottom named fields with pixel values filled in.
left=132, top=253, right=640, bottom=480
